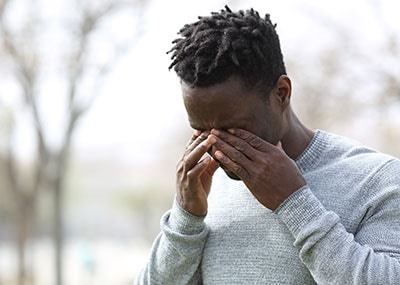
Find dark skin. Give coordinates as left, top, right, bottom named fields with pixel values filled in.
left=176, top=75, right=314, bottom=216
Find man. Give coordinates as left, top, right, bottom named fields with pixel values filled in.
left=135, top=6, right=400, bottom=284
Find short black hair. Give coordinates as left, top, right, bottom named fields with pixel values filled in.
left=168, top=5, right=286, bottom=93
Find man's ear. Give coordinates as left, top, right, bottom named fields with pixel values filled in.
left=275, top=75, right=291, bottom=107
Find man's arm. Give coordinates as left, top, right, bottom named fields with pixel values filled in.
left=135, top=200, right=208, bottom=285
left=276, top=181, right=400, bottom=284
left=135, top=131, right=219, bottom=284
left=210, top=128, right=400, bottom=284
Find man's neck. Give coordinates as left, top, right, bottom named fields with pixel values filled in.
left=281, top=110, right=314, bottom=160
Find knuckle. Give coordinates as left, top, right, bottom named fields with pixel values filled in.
left=198, top=143, right=208, bottom=152
left=231, top=151, right=243, bottom=162
left=242, top=133, right=251, bottom=140
left=178, top=156, right=190, bottom=173
left=232, top=164, right=244, bottom=175
left=243, top=169, right=252, bottom=180
left=249, top=137, right=262, bottom=148
left=183, top=147, right=192, bottom=157
left=181, top=157, right=189, bottom=168
left=176, top=159, right=184, bottom=171
left=186, top=169, right=196, bottom=180
left=233, top=164, right=250, bottom=180
left=214, top=145, right=226, bottom=156
left=235, top=130, right=250, bottom=141
left=255, top=165, right=267, bottom=177
left=235, top=141, right=247, bottom=152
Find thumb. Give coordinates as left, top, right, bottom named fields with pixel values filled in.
left=206, top=156, right=220, bottom=175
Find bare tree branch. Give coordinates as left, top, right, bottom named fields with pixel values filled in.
left=1, top=1, right=151, bottom=283
left=5, top=133, right=20, bottom=198
left=0, top=0, right=10, bottom=18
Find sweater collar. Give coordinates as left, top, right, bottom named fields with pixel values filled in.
left=295, top=130, right=330, bottom=173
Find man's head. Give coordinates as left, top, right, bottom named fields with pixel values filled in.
left=168, top=5, right=286, bottom=94
left=169, top=6, right=292, bottom=179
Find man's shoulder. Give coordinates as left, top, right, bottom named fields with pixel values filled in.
left=320, top=129, right=400, bottom=174
left=321, top=130, right=394, bottom=159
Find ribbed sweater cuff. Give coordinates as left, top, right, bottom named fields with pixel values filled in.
left=164, top=199, right=206, bottom=235
left=275, top=186, right=327, bottom=237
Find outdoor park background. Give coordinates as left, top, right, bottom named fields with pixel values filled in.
left=0, top=0, right=399, bottom=284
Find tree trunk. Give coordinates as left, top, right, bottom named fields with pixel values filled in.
left=54, top=185, right=63, bottom=285
left=16, top=208, right=27, bottom=285
left=15, top=199, right=34, bottom=285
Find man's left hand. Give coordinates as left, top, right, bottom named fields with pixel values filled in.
left=210, top=128, right=306, bottom=211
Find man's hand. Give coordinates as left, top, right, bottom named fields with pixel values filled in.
left=176, top=131, right=219, bottom=216
left=210, top=128, right=306, bottom=210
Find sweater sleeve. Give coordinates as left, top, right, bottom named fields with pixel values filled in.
left=134, top=199, right=208, bottom=285
left=275, top=181, right=400, bottom=285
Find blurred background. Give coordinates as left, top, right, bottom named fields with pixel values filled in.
left=0, top=0, right=399, bottom=284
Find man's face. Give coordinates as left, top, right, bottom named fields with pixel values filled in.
left=181, top=76, right=284, bottom=180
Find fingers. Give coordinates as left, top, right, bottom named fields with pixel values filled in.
left=186, top=130, right=201, bottom=145
left=177, top=133, right=220, bottom=216
left=211, top=135, right=251, bottom=163
left=214, top=149, right=250, bottom=180
left=206, top=156, right=220, bottom=175
left=185, top=130, right=207, bottom=154
left=209, top=129, right=279, bottom=180
left=210, top=129, right=265, bottom=161
left=182, top=131, right=213, bottom=171
left=187, top=156, right=218, bottom=180
left=227, top=128, right=275, bottom=151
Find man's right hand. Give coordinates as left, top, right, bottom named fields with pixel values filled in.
left=176, top=131, right=219, bottom=216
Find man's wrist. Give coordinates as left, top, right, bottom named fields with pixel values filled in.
left=166, top=199, right=206, bottom=235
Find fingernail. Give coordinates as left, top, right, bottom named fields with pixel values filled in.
left=211, top=129, right=220, bottom=135
left=208, top=135, right=216, bottom=144
left=203, top=156, right=211, bottom=163
left=201, top=137, right=213, bottom=147
left=227, top=128, right=235, bottom=134
left=215, top=150, right=224, bottom=161
left=200, top=131, right=209, bottom=139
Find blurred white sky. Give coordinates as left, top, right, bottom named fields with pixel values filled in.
left=73, top=0, right=399, bottom=165
left=4, top=0, right=399, bottom=165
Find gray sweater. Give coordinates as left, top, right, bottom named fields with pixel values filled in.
left=135, top=130, right=400, bottom=284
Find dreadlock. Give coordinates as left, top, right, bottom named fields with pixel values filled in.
left=168, top=5, right=286, bottom=93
